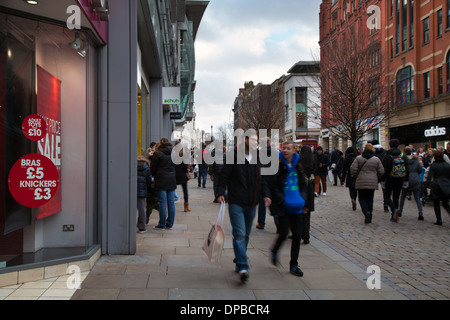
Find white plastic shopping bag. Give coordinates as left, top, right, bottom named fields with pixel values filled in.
left=202, top=202, right=225, bottom=264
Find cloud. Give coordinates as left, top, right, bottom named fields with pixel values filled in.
left=193, top=0, right=322, bottom=132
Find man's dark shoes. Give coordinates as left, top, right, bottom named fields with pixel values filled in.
left=239, top=269, right=249, bottom=283
left=290, top=265, right=304, bottom=277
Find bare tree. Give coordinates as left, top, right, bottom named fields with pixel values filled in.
left=311, top=23, right=391, bottom=147
left=239, top=82, right=284, bottom=134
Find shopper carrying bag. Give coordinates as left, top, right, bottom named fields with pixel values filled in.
left=203, top=202, right=226, bottom=264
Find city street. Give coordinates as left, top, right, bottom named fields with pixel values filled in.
left=70, top=173, right=449, bottom=301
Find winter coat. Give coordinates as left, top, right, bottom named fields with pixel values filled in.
left=314, top=152, right=330, bottom=176
left=425, top=160, right=450, bottom=200
left=403, top=156, right=422, bottom=191
left=350, top=150, right=384, bottom=190
left=217, top=146, right=270, bottom=208
left=342, top=148, right=357, bottom=188
left=137, top=158, right=152, bottom=198
left=175, top=163, right=189, bottom=185
left=330, top=150, right=344, bottom=169
left=267, top=152, right=310, bottom=217
left=151, top=144, right=177, bottom=191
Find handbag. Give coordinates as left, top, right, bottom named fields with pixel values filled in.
left=202, top=202, right=226, bottom=264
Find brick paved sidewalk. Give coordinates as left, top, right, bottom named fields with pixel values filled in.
left=311, top=183, right=450, bottom=300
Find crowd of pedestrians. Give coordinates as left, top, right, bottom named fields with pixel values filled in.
left=136, top=135, right=450, bottom=283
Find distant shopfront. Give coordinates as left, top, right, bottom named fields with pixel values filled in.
left=389, top=118, right=450, bottom=149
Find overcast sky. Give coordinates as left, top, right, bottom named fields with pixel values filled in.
left=193, top=0, right=322, bottom=134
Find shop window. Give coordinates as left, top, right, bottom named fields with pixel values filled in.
left=396, top=66, right=414, bottom=105
left=0, top=13, right=98, bottom=269
left=438, top=67, right=443, bottom=95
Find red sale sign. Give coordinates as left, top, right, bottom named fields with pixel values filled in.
left=8, top=154, right=59, bottom=208
left=22, top=114, right=47, bottom=141
left=36, top=66, right=62, bottom=219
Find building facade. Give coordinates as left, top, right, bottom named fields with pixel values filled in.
left=0, top=0, right=207, bottom=285
left=319, top=0, right=388, bottom=152
left=385, top=0, right=450, bottom=150
left=320, top=0, right=450, bottom=152
left=283, top=61, right=321, bottom=147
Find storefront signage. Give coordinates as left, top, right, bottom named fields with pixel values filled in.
left=170, top=112, right=182, bottom=120
left=424, top=126, right=446, bottom=137
left=321, top=129, right=329, bottom=138
left=163, top=87, right=181, bottom=105
left=8, top=154, right=59, bottom=208
left=75, top=0, right=108, bottom=44
left=22, top=115, right=47, bottom=141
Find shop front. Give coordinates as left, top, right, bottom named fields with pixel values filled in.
left=389, top=118, right=450, bottom=150
left=0, top=7, right=100, bottom=275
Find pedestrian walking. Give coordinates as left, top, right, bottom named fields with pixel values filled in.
left=137, top=152, right=152, bottom=233
left=256, top=138, right=272, bottom=230
left=372, top=140, right=389, bottom=212
left=198, top=144, right=208, bottom=188
left=299, top=145, right=315, bottom=244
left=342, top=146, right=358, bottom=211
left=268, top=141, right=311, bottom=277
left=217, top=131, right=271, bottom=283
left=174, top=141, right=191, bottom=212
left=350, top=143, right=384, bottom=224
left=382, top=138, right=408, bottom=222
left=398, top=147, right=424, bottom=221
left=330, top=147, right=344, bottom=186
left=209, top=145, right=227, bottom=203
left=425, top=149, right=450, bottom=226
left=151, top=138, right=177, bottom=230
left=313, top=146, right=330, bottom=196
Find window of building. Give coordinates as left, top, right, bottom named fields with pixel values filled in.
left=391, top=0, right=394, bottom=18
left=0, top=13, right=98, bottom=268
left=390, top=38, right=394, bottom=59
left=437, top=9, right=443, bottom=37
left=410, top=0, right=414, bottom=47
left=295, top=88, right=307, bottom=130
left=423, top=17, right=430, bottom=44
left=438, top=67, right=443, bottom=95
left=402, top=0, right=407, bottom=51
left=396, top=66, right=414, bottom=105
left=332, top=10, right=338, bottom=30
left=447, top=51, right=450, bottom=92
left=396, top=0, right=400, bottom=54
left=423, top=72, right=430, bottom=98
left=448, top=0, right=450, bottom=29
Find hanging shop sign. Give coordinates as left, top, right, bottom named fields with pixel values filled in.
left=22, top=114, right=47, bottom=142
left=424, top=126, right=446, bottom=138
left=8, top=154, right=59, bottom=208
left=163, top=87, right=181, bottom=105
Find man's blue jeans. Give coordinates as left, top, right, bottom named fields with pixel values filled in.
left=157, top=189, right=176, bottom=228
left=228, top=204, right=256, bottom=272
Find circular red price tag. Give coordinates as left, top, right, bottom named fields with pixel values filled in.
left=8, top=154, right=59, bottom=208
left=22, top=114, right=47, bottom=141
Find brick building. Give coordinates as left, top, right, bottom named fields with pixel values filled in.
left=386, top=0, right=450, bottom=150
left=319, top=0, right=388, bottom=152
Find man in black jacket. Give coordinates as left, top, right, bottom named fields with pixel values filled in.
left=217, top=131, right=271, bottom=283
left=382, top=139, right=409, bottom=222
left=372, top=139, right=389, bottom=212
